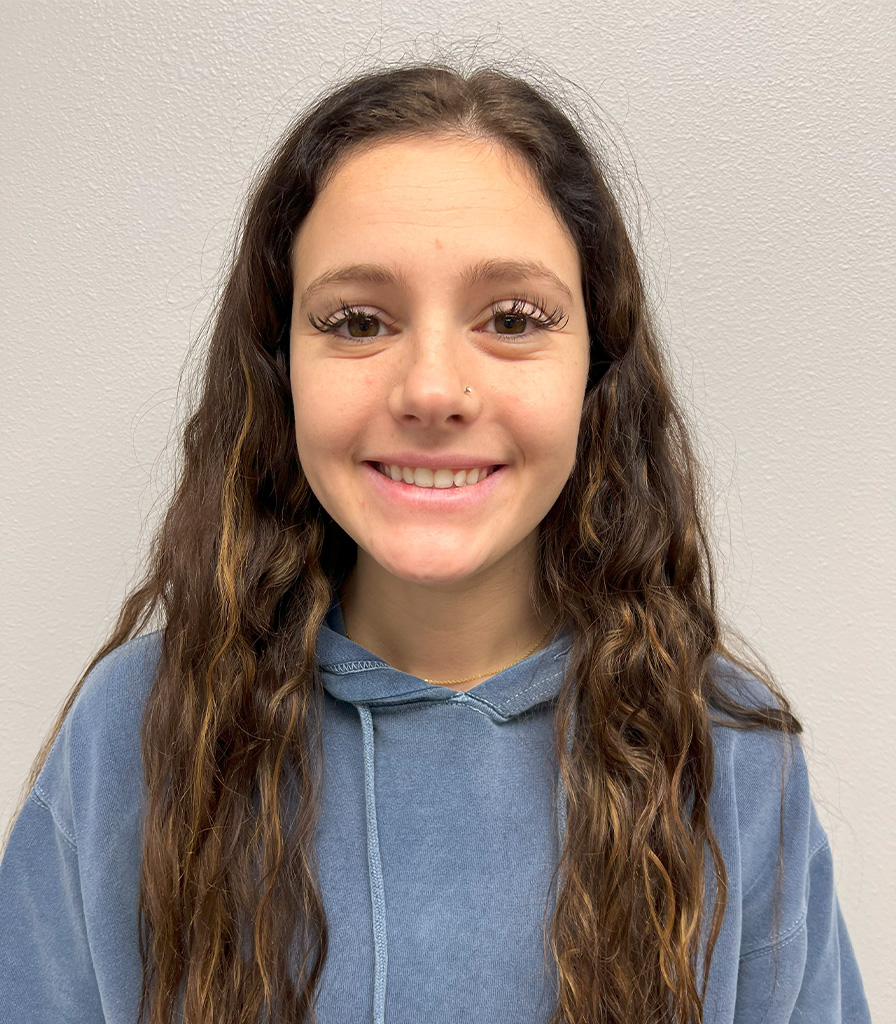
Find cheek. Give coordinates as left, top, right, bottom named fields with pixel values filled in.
left=291, top=366, right=335, bottom=472
left=505, top=408, right=579, bottom=497
left=290, top=363, right=373, bottom=470
left=523, top=372, right=587, bottom=465
left=551, top=410, right=584, bottom=480
left=291, top=376, right=319, bottom=451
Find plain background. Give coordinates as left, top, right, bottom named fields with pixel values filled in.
left=1, top=0, right=892, bottom=1016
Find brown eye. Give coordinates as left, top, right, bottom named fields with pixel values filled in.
left=494, top=311, right=528, bottom=335
left=484, top=297, right=568, bottom=339
left=308, top=305, right=387, bottom=342
left=344, top=313, right=381, bottom=338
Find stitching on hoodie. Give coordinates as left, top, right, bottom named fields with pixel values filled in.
left=320, top=659, right=390, bottom=675
left=429, top=670, right=563, bottom=722
left=739, top=915, right=808, bottom=962
left=490, top=667, right=566, bottom=711
left=445, top=701, right=498, bottom=721
left=30, top=785, right=78, bottom=853
left=326, top=666, right=566, bottom=718
left=738, top=831, right=831, bottom=960
left=349, top=687, right=558, bottom=721
left=807, top=833, right=830, bottom=862
left=347, top=699, right=442, bottom=714
left=321, top=645, right=570, bottom=683
left=353, top=697, right=504, bottom=720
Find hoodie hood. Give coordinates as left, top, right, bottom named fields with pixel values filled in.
left=317, top=597, right=576, bottom=718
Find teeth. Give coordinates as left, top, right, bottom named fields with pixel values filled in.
left=380, top=463, right=493, bottom=488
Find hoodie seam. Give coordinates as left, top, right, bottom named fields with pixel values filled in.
left=738, top=914, right=808, bottom=962
left=350, top=700, right=473, bottom=719
left=806, top=833, right=830, bottom=863
left=319, top=659, right=390, bottom=675
left=738, top=837, right=828, bottom=961
left=445, top=701, right=503, bottom=722
left=489, top=666, right=566, bottom=705
left=346, top=698, right=459, bottom=714
left=333, top=664, right=565, bottom=717
left=457, top=668, right=566, bottom=718
left=30, top=785, right=78, bottom=853
left=320, top=646, right=571, bottom=678
left=331, top=694, right=437, bottom=709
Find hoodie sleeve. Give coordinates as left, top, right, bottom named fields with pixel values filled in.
left=789, top=828, right=873, bottom=1022
left=733, top=740, right=872, bottom=1023
left=0, top=787, right=106, bottom=1022
left=0, top=634, right=159, bottom=1024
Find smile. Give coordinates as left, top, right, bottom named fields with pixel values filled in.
left=372, top=463, right=499, bottom=488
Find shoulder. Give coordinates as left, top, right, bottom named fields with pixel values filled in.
left=705, top=653, right=824, bottom=900
left=66, top=629, right=163, bottom=741
left=706, top=651, right=803, bottom=780
left=707, top=651, right=801, bottom=763
left=31, top=630, right=163, bottom=847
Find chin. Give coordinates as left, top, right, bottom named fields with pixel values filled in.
left=369, top=549, right=492, bottom=588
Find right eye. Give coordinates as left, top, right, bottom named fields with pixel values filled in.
left=307, top=305, right=389, bottom=342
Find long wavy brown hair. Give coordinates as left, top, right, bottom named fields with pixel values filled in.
left=7, top=56, right=801, bottom=1023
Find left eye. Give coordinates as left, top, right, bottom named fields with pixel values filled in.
left=484, top=298, right=567, bottom=336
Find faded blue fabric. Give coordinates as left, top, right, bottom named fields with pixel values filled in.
left=0, top=599, right=872, bottom=1023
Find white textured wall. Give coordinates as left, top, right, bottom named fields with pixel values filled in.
left=2, top=0, right=893, bottom=1014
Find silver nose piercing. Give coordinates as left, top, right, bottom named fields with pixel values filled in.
left=464, top=386, right=472, bottom=394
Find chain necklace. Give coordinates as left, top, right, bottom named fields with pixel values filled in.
left=344, top=612, right=561, bottom=686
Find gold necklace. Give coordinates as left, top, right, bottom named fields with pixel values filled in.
left=344, top=612, right=561, bottom=686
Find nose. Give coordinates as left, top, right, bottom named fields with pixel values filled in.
left=387, top=333, right=480, bottom=428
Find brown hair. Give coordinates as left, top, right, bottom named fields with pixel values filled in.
left=6, top=56, right=800, bottom=1023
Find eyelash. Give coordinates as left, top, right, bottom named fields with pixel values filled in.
left=306, top=294, right=568, bottom=341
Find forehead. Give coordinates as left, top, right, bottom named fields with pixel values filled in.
left=291, top=135, right=581, bottom=297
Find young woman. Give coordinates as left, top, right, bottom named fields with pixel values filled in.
left=0, top=60, right=872, bottom=1024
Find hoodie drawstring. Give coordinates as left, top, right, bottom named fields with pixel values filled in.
left=557, top=702, right=577, bottom=848
left=354, top=699, right=576, bottom=1024
left=357, top=704, right=389, bottom=1024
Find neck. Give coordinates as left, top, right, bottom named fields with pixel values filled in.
left=339, top=544, right=558, bottom=692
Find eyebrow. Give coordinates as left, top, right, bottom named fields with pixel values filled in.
left=297, top=257, right=574, bottom=309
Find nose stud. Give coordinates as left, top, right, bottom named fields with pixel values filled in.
left=464, top=386, right=472, bottom=394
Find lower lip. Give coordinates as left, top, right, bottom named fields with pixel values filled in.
left=362, top=462, right=506, bottom=509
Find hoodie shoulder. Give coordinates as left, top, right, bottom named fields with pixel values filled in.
left=31, top=630, right=163, bottom=849
left=705, top=654, right=823, bottom=939
left=704, top=660, right=872, bottom=1019
left=706, top=654, right=804, bottom=811
left=706, top=651, right=791, bottom=718
left=67, top=630, right=163, bottom=734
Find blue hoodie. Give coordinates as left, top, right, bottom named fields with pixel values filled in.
left=0, top=600, right=872, bottom=1023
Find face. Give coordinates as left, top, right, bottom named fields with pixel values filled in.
left=289, top=135, right=589, bottom=591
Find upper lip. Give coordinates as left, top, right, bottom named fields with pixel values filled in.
left=365, top=454, right=504, bottom=469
